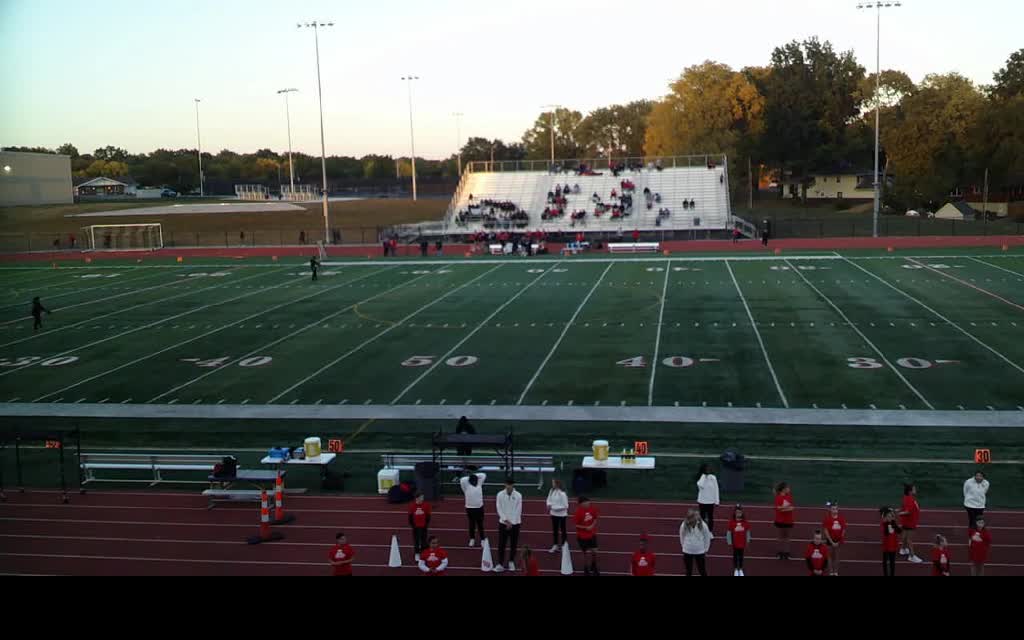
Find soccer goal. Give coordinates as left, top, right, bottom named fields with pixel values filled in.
left=81, top=224, right=163, bottom=251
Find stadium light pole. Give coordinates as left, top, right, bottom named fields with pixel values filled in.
left=402, top=76, right=420, bottom=201
left=453, top=112, right=464, bottom=176
left=541, top=104, right=560, bottom=167
left=857, top=1, right=901, bottom=238
left=299, top=21, right=333, bottom=245
left=194, top=99, right=204, bottom=197
left=277, top=88, right=299, bottom=198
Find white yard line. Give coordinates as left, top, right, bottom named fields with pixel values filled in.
left=516, top=263, right=614, bottom=406
left=647, top=260, right=672, bottom=406
left=725, top=261, right=789, bottom=408
left=785, top=259, right=934, bottom=410
left=907, top=258, right=1024, bottom=313
left=392, top=264, right=560, bottom=405
left=969, top=256, right=1024, bottom=279
left=0, top=268, right=174, bottom=317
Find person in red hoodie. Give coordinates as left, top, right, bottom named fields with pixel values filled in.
left=805, top=529, right=830, bottom=577
left=881, top=507, right=903, bottom=577
left=822, top=502, right=848, bottom=576
left=968, top=516, right=992, bottom=576
left=575, top=496, right=601, bottom=576
left=931, top=535, right=952, bottom=577
left=774, top=482, right=796, bottom=560
left=418, top=536, right=448, bottom=576
left=631, top=534, right=656, bottom=576
left=898, top=483, right=923, bottom=564
left=408, top=492, right=432, bottom=556
left=328, top=532, right=355, bottom=576
left=726, top=505, right=751, bottom=576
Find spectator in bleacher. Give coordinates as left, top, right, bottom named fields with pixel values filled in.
left=727, top=505, right=750, bottom=576
left=805, top=530, right=829, bottom=577
left=655, top=193, right=662, bottom=203
left=898, top=483, right=924, bottom=564
left=679, top=508, right=713, bottom=576
left=547, top=479, right=569, bottom=552
left=932, top=535, right=951, bottom=576
left=460, top=472, right=487, bottom=548
left=575, top=496, right=601, bottom=576
left=656, top=159, right=664, bottom=172
left=631, top=534, right=656, bottom=576
left=418, top=536, right=449, bottom=576
left=682, top=200, right=689, bottom=210
left=822, top=502, right=847, bottom=576
left=408, top=493, right=432, bottom=555
left=689, top=199, right=696, bottom=209
left=696, top=463, right=720, bottom=533
left=573, top=184, right=581, bottom=194
left=968, top=516, right=992, bottom=577
left=328, top=532, right=355, bottom=576
left=632, top=229, right=640, bottom=243
left=774, top=482, right=796, bottom=560
left=964, top=471, right=989, bottom=528
left=495, top=478, right=523, bottom=573
left=881, top=507, right=902, bottom=576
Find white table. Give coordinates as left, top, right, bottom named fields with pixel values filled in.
left=261, top=453, right=337, bottom=486
left=582, top=456, right=656, bottom=470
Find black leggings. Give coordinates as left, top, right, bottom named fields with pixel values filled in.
left=883, top=552, right=897, bottom=576
left=966, top=507, right=984, bottom=530
left=684, top=553, right=707, bottom=576
left=551, top=516, right=567, bottom=546
left=498, top=524, right=520, bottom=565
left=412, top=527, right=428, bottom=554
left=699, top=504, right=715, bottom=532
left=733, top=548, right=745, bottom=570
left=466, top=508, right=485, bottom=540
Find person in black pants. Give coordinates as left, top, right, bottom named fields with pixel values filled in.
left=546, top=479, right=569, bottom=552
left=31, top=297, right=51, bottom=332
left=495, top=479, right=523, bottom=573
left=881, top=507, right=902, bottom=577
left=460, top=472, right=487, bottom=548
left=408, top=493, right=431, bottom=555
left=310, top=256, right=320, bottom=282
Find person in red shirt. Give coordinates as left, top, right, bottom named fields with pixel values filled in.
left=805, top=529, right=829, bottom=577
left=408, top=492, right=432, bottom=555
left=931, top=534, right=952, bottom=576
left=774, top=482, right=796, bottom=560
left=519, top=546, right=540, bottom=576
left=726, top=505, right=751, bottom=576
left=822, top=502, right=848, bottom=576
left=968, top=517, right=992, bottom=576
left=898, top=483, right=923, bottom=564
left=632, top=229, right=640, bottom=243
left=881, top=507, right=902, bottom=577
left=418, top=536, right=449, bottom=576
left=631, top=534, right=656, bottom=576
left=328, top=532, right=355, bottom=576
left=575, top=496, right=600, bottom=576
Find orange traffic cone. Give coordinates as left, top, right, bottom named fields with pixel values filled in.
left=247, top=489, right=284, bottom=544
left=272, top=472, right=295, bottom=525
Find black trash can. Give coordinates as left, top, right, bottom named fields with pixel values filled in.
left=414, top=462, right=441, bottom=502
left=572, top=468, right=592, bottom=496
left=719, top=449, right=747, bottom=493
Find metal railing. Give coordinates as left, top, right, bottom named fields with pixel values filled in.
left=464, top=154, right=729, bottom=175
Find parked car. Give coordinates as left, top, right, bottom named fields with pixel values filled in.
left=161, top=188, right=178, bottom=198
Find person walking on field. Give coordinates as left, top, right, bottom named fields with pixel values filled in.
left=31, top=297, right=51, bottom=332
left=310, top=256, right=320, bottom=282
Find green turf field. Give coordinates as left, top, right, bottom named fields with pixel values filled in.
left=0, top=250, right=1022, bottom=412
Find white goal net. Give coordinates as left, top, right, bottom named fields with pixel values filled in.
left=82, top=224, right=163, bottom=251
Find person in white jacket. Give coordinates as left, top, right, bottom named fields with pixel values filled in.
left=696, top=463, right=721, bottom=533
left=680, top=508, right=713, bottom=576
left=460, top=472, right=487, bottom=548
left=964, top=471, right=990, bottom=529
left=495, top=478, right=523, bottom=573
left=546, top=478, right=569, bottom=553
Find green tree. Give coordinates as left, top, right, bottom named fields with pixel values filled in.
left=992, top=48, right=1024, bottom=99
left=93, top=146, right=128, bottom=162
left=56, top=143, right=79, bottom=158
left=577, top=101, right=653, bottom=158
left=521, top=108, right=584, bottom=160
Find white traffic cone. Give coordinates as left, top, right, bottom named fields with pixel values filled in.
left=388, top=535, right=402, bottom=568
left=480, top=538, right=494, bottom=573
left=560, top=542, right=574, bottom=575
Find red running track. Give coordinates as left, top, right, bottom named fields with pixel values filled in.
left=0, top=491, right=1020, bottom=576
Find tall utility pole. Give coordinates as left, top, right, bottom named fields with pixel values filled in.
left=277, top=88, right=299, bottom=198
left=452, top=112, right=464, bottom=176
left=298, top=21, right=334, bottom=244
left=857, top=2, right=902, bottom=238
left=194, top=99, right=203, bottom=197
left=541, top=104, right=560, bottom=167
left=402, top=76, right=420, bottom=201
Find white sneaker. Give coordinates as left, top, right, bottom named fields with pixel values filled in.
left=508, top=562, right=516, bottom=571
left=899, top=548, right=910, bottom=556
left=739, top=570, right=745, bottom=576
left=493, top=564, right=505, bottom=573
left=548, top=545, right=559, bottom=554
left=909, top=555, right=923, bottom=564
left=469, top=539, right=476, bottom=548
left=733, top=569, right=740, bottom=576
